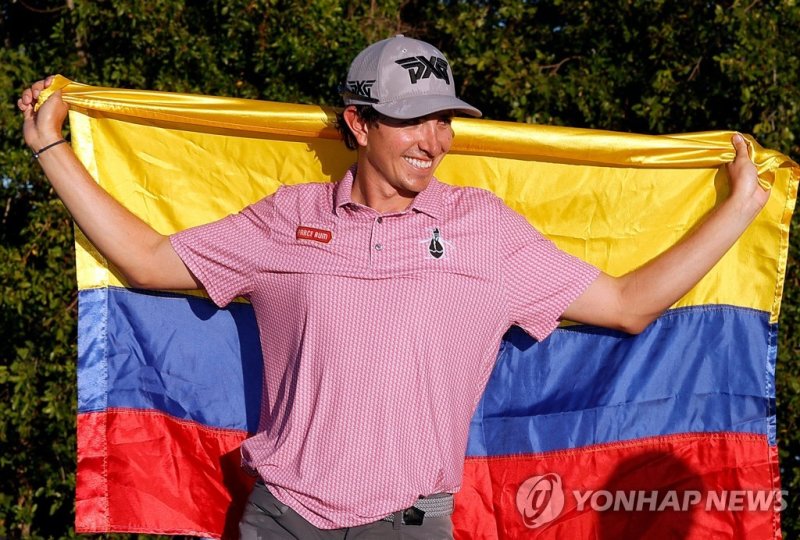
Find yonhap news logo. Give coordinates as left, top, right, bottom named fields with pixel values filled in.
left=515, top=472, right=787, bottom=529
left=515, top=473, right=565, bottom=528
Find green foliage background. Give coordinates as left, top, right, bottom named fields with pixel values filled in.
left=1, top=0, right=797, bottom=538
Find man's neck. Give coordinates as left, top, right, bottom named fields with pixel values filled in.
left=349, top=159, right=425, bottom=213
left=350, top=178, right=417, bottom=213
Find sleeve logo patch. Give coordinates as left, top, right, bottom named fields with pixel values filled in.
left=296, top=226, right=333, bottom=243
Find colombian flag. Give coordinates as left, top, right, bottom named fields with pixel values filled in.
left=44, top=76, right=797, bottom=538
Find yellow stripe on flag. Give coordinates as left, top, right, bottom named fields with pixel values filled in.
left=49, top=76, right=796, bottom=321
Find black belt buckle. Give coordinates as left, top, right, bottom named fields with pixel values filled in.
left=402, top=506, right=425, bottom=525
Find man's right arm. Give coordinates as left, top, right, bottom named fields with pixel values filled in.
left=19, top=77, right=200, bottom=291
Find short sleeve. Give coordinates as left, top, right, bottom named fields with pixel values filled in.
left=500, top=205, right=600, bottom=341
left=170, top=195, right=275, bottom=307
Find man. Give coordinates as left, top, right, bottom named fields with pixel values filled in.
left=19, top=35, right=768, bottom=539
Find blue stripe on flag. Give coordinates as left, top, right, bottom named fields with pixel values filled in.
left=79, top=288, right=773, bottom=449
left=77, top=287, right=263, bottom=432
left=467, top=305, right=773, bottom=456
left=77, top=287, right=109, bottom=414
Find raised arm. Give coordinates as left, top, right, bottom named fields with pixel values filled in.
left=19, top=77, right=199, bottom=290
left=562, top=134, right=770, bottom=334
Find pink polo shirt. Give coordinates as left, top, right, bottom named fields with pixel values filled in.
left=170, top=167, right=599, bottom=529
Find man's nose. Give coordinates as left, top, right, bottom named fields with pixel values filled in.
left=416, top=120, right=443, bottom=154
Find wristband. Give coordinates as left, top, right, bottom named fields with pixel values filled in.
left=32, top=139, right=68, bottom=160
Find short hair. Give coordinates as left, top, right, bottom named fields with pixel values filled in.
left=335, top=105, right=382, bottom=151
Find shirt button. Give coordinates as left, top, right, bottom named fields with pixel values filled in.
left=374, top=243, right=383, bottom=251
left=377, top=217, right=383, bottom=224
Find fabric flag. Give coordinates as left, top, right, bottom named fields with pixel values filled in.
left=44, top=76, right=797, bottom=539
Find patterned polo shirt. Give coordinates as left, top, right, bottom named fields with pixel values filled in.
left=170, top=167, right=599, bottom=529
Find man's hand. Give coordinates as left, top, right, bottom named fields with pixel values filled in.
left=18, top=76, right=69, bottom=151
left=726, top=133, right=770, bottom=217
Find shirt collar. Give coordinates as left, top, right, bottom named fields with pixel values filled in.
left=333, top=165, right=357, bottom=213
left=333, top=164, right=444, bottom=219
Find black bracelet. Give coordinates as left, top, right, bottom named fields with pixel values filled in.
left=32, top=139, right=68, bottom=160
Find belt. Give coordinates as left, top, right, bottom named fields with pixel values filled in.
left=381, top=493, right=454, bottom=527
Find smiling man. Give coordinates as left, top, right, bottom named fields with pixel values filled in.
left=19, top=35, right=768, bottom=539
left=337, top=37, right=480, bottom=214
left=346, top=109, right=455, bottom=211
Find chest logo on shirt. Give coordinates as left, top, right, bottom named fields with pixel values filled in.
left=296, top=226, right=332, bottom=244
left=420, top=227, right=453, bottom=260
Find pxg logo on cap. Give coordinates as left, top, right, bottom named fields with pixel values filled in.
left=395, top=56, right=450, bottom=85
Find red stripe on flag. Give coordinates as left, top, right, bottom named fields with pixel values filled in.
left=76, top=412, right=109, bottom=531
left=454, top=432, right=782, bottom=539
left=76, top=410, right=254, bottom=539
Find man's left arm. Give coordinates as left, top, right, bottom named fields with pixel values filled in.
left=562, top=134, right=770, bottom=335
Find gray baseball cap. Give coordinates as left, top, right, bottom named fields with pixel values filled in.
left=342, top=35, right=482, bottom=119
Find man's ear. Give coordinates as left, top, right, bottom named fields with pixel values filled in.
left=343, top=106, right=370, bottom=148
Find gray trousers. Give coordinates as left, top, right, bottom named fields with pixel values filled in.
left=239, top=482, right=454, bottom=539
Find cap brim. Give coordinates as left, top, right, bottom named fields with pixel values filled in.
left=373, top=95, right=482, bottom=119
